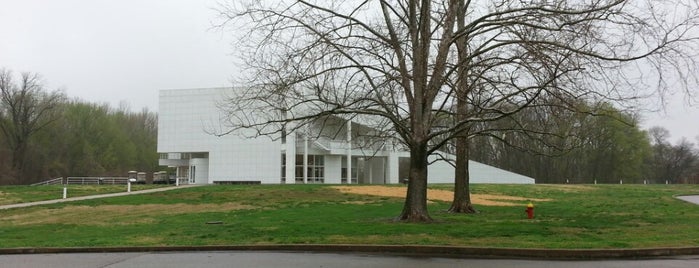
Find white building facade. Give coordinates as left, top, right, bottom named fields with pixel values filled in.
left=157, top=88, right=535, bottom=185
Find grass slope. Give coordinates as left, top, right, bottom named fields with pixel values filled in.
left=1, top=184, right=699, bottom=249
left=0, top=185, right=165, bottom=205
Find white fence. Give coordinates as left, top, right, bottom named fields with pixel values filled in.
left=65, top=177, right=129, bottom=185
left=31, top=177, right=130, bottom=186
left=176, top=177, right=189, bottom=186
left=30, top=177, right=64, bottom=186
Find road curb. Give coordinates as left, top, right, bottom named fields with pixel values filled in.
left=2, top=245, right=699, bottom=259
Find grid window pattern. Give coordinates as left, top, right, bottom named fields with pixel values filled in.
left=295, top=154, right=324, bottom=183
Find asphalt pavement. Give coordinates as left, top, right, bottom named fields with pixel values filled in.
left=676, top=195, right=699, bottom=205
left=2, top=251, right=699, bottom=268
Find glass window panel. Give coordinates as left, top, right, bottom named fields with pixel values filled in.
left=281, top=128, right=287, bottom=144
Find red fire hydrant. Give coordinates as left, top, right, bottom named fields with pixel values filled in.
left=525, top=202, right=534, bottom=219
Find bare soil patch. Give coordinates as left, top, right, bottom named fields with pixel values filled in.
left=332, top=186, right=551, bottom=206
left=0, top=192, right=20, bottom=205
left=3, top=203, right=256, bottom=226
left=536, top=184, right=596, bottom=192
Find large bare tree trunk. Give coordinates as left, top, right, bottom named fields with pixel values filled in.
left=449, top=135, right=477, bottom=213
left=449, top=0, right=476, bottom=214
left=10, top=141, right=27, bottom=182
left=398, top=142, right=433, bottom=222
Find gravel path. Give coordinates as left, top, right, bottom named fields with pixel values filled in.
left=677, top=195, right=699, bottom=205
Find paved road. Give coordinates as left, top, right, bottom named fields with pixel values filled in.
left=0, top=184, right=203, bottom=210
left=2, top=251, right=699, bottom=268
left=677, top=195, right=699, bottom=205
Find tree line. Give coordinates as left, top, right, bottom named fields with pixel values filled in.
left=0, top=69, right=159, bottom=185
left=463, top=102, right=699, bottom=184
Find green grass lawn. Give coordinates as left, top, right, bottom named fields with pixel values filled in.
left=1, top=184, right=699, bottom=249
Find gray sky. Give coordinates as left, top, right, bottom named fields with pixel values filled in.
left=1, top=0, right=697, bottom=142
left=0, top=0, right=237, bottom=110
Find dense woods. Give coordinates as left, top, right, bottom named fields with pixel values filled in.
left=0, top=69, right=159, bottom=185
left=467, top=104, right=699, bottom=184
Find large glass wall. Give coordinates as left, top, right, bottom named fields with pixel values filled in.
left=281, top=153, right=286, bottom=183
left=294, top=154, right=325, bottom=183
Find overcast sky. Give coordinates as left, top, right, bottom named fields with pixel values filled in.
left=1, top=0, right=698, bottom=142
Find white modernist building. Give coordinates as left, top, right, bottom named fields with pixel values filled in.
left=157, top=88, right=535, bottom=185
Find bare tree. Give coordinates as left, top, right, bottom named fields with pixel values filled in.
left=218, top=0, right=462, bottom=222
left=648, top=126, right=671, bottom=146
left=0, top=69, right=64, bottom=183
left=648, top=127, right=698, bottom=183
left=438, top=0, right=699, bottom=212
left=217, top=0, right=699, bottom=221
left=670, top=139, right=697, bottom=183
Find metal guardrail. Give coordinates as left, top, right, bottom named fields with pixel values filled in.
left=32, top=177, right=131, bottom=186
left=30, top=177, right=64, bottom=186
left=65, top=177, right=129, bottom=185
left=97, top=177, right=130, bottom=185
left=66, top=177, right=99, bottom=185
left=176, top=177, right=189, bottom=185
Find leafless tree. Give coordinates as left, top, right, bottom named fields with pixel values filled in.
left=216, top=0, right=699, bottom=221
left=648, top=127, right=698, bottom=183
left=217, top=0, right=464, bottom=222
left=435, top=0, right=699, bottom=213
left=648, top=126, right=671, bottom=146
left=670, top=139, right=697, bottom=183
left=0, top=69, right=64, bottom=183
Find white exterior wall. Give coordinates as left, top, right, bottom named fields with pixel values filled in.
left=158, top=88, right=536, bottom=185
left=324, top=155, right=342, bottom=184
left=386, top=153, right=400, bottom=184
left=158, top=88, right=282, bottom=184
left=467, top=161, right=535, bottom=184
left=158, top=88, right=222, bottom=153
left=370, top=158, right=386, bottom=184
left=208, top=144, right=281, bottom=184
left=190, top=158, right=209, bottom=184
left=427, top=156, right=535, bottom=184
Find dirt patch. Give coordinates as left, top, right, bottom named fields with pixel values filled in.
left=128, top=236, right=166, bottom=245
left=331, top=186, right=551, bottom=206
left=340, top=200, right=376, bottom=205
left=3, top=203, right=256, bottom=226
left=536, top=184, right=596, bottom=192
left=0, top=192, right=20, bottom=205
